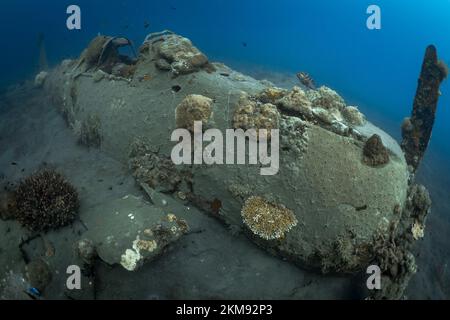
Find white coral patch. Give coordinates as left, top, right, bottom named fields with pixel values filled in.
left=120, top=248, right=141, bottom=271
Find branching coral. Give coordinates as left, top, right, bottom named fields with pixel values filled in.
left=368, top=183, right=430, bottom=299
left=257, top=87, right=288, bottom=104
left=279, top=116, right=309, bottom=157
left=15, top=170, right=79, bottom=232
left=241, top=196, right=297, bottom=240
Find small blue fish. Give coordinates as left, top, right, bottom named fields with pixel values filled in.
left=27, top=287, right=41, bottom=297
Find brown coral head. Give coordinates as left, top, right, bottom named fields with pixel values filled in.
left=233, top=94, right=280, bottom=140
left=363, top=134, right=390, bottom=167
left=241, top=196, right=297, bottom=241
left=15, top=170, right=79, bottom=232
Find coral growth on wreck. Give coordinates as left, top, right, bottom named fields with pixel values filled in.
left=76, top=239, right=97, bottom=265
left=369, top=184, right=431, bottom=300
left=276, top=86, right=312, bottom=116
left=129, top=138, right=190, bottom=193
left=437, top=60, right=449, bottom=81
left=241, top=196, right=298, bottom=241
left=401, top=46, right=447, bottom=172
left=14, top=170, right=79, bottom=232
left=279, top=116, right=309, bottom=157
left=175, top=94, right=213, bottom=132
left=120, top=213, right=189, bottom=271
left=306, top=86, right=346, bottom=111
left=257, top=87, right=288, bottom=104
left=363, top=134, right=390, bottom=167
left=341, top=106, right=366, bottom=126
left=259, top=85, right=364, bottom=138
left=149, top=34, right=209, bottom=76
left=233, top=93, right=280, bottom=139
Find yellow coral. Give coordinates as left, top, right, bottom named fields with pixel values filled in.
left=257, top=87, right=287, bottom=103
left=278, top=86, right=312, bottom=110
left=175, top=94, right=213, bottom=132
left=241, top=196, right=298, bottom=240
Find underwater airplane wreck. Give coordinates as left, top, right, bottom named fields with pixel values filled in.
left=1, top=31, right=446, bottom=300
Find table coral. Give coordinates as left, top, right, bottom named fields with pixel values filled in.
left=241, top=196, right=298, bottom=240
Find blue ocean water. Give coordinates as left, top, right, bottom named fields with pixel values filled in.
left=0, top=0, right=450, bottom=154
left=0, top=0, right=450, bottom=300
left=0, top=0, right=449, bottom=174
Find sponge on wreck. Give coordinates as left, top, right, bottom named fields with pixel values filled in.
left=175, top=94, right=213, bottom=132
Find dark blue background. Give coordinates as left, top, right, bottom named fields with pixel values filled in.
left=1, top=0, right=449, bottom=157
